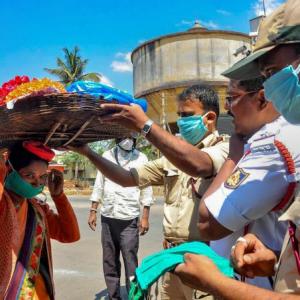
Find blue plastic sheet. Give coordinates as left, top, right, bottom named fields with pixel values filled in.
left=66, top=81, right=148, bottom=112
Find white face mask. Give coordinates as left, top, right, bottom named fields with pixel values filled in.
left=118, top=138, right=134, bottom=151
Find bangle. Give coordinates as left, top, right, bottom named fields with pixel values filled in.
left=90, top=208, right=98, bottom=213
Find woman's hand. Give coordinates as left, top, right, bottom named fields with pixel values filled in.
left=48, top=169, right=64, bottom=197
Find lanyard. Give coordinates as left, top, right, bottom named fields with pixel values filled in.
left=113, top=147, right=133, bottom=168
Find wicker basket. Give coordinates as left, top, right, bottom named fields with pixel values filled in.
left=0, top=93, right=131, bottom=148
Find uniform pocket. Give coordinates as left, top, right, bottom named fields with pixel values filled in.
left=163, top=168, right=179, bottom=205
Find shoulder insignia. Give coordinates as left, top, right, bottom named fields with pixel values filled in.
left=224, top=167, right=250, bottom=189
left=251, top=143, right=276, bottom=154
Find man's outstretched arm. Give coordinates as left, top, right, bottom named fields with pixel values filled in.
left=69, top=145, right=136, bottom=187
left=100, top=103, right=214, bottom=178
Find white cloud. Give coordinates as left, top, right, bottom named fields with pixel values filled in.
left=216, top=9, right=231, bottom=16
left=111, top=52, right=132, bottom=73
left=200, top=20, right=219, bottom=29
left=101, top=75, right=114, bottom=87
left=178, top=20, right=194, bottom=26
left=253, top=0, right=284, bottom=16
left=177, top=19, right=219, bottom=30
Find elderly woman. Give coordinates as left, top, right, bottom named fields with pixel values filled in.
left=0, top=141, right=80, bottom=300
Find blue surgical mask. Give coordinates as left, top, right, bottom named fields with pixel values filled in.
left=177, top=114, right=208, bottom=145
left=264, top=64, right=300, bottom=124
left=5, top=166, right=45, bottom=199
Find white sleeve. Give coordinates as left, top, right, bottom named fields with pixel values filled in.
left=205, top=143, right=289, bottom=231
left=90, top=171, right=104, bottom=203
left=139, top=186, right=154, bottom=206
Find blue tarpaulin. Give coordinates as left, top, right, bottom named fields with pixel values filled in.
left=66, top=81, right=148, bottom=112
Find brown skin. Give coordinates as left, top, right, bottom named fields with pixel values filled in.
left=258, top=44, right=300, bottom=79
left=99, top=98, right=217, bottom=178
left=9, top=160, right=64, bottom=200
left=227, top=80, right=279, bottom=137
left=174, top=253, right=299, bottom=300
left=68, top=99, right=217, bottom=182
left=231, top=233, right=277, bottom=278
left=198, top=81, right=280, bottom=241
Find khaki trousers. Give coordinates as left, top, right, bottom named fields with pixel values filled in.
left=160, top=272, right=214, bottom=300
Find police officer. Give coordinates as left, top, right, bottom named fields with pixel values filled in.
left=70, top=84, right=228, bottom=300
left=175, top=0, right=300, bottom=298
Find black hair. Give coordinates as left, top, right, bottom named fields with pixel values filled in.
left=238, top=77, right=265, bottom=92
left=178, top=84, right=220, bottom=118
left=8, top=142, right=48, bottom=171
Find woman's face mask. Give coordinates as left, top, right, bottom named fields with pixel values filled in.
left=176, top=114, right=208, bottom=145
left=263, top=63, right=300, bottom=124
left=5, top=161, right=45, bottom=198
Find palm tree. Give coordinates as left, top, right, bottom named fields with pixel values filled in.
left=44, top=46, right=102, bottom=85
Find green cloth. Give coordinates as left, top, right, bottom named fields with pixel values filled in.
left=129, top=241, right=234, bottom=300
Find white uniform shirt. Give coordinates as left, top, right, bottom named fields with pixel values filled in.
left=205, top=116, right=300, bottom=288
left=90, top=147, right=154, bottom=220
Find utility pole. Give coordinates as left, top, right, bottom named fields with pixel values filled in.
left=262, top=0, right=266, bottom=16
left=161, top=92, right=166, bottom=130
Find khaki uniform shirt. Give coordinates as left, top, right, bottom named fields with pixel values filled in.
left=130, top=132, right=229, bottom=242
left=274, top=185, right=300, bottom=294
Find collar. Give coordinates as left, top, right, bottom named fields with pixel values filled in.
left=195, top=131, right=220, bottom=149
left=247, top=116, right=286, bottom=144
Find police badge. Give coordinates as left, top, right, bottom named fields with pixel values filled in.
left=224, top=167, right=250, bottom=189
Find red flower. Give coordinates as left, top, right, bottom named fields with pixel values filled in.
left=14, top=76, right=22, bottom=84
left=20, top=75, right=30, bottom=83
left=0, top=75, right=31, bottom=100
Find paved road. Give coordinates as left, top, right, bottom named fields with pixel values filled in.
left=51, top=195, right=164, bottom=300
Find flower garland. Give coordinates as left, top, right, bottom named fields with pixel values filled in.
left=0, top=76, right=30, bottom=105
left=0, top=76, right=66, bottom=106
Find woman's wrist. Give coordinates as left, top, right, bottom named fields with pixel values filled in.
left=51, top=190, right=64, bottom=199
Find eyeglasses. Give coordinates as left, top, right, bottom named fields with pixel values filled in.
left=225, top=90, right=259, bottom=107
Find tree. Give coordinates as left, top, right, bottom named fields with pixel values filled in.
left=44, top=46, right=102, bottom=85
left=58, top=141, right=113, bottom=180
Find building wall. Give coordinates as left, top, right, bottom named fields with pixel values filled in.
left=132, top=29, right=249, bottom=134
left=132, top=30, right=250, bottom=98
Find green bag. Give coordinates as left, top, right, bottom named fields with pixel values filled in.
left=129, top=241, right=234, bottom=300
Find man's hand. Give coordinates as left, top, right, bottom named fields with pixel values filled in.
left=48, top=169, right=64, bottom=197
left=100, top=103, right=149, bottom=132
left=139, top=217, right=149, bottom=235
left=88, top=211, right=97, bottom=231
left=231, top=233, right=277, bottom=278
left=174, top=253, right=222, bottom=292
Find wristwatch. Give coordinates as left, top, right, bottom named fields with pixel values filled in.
left=141, top=119, right=154, bottom=137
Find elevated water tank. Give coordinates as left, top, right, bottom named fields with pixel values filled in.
left=131, top=22, right=251, bottom=134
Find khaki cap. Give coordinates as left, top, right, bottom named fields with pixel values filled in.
left=223, top=0, right=300, bottom=80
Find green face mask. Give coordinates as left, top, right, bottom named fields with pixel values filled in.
left=5, top=169, right=45, bottom=199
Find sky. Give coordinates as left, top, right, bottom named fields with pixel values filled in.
left=0, top=0, right=284, bottom=95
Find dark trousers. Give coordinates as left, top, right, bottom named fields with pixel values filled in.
left=101, top=215, right=139, bottom=300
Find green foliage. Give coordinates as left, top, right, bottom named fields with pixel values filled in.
left=58, top=140, right=115, bottom=179
left=135, top=136, right=159, bottom=161
left=44, top=46, right=102, bottom=85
